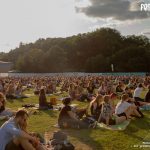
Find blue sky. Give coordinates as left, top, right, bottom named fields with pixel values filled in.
left=0, top=0, right=150, bottom=52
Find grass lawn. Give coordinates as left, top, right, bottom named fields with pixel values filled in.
left=1, top=89, right=150, bottom=150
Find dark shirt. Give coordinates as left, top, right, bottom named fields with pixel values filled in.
left=116, top=85, right=123, bottom=93
left=87, top=86, right=95, bottom=94
left=39, top=94, right=48, bottom=107
left=0, top=106, right=5, bottom=113
left=145, top=90, right=150, bottom=102
left=90, top=103, right=102, bottom=120
left=58, top=105, right=72, bottom=124
left=0, top=101, right=5, bottom=113
left=127, top=92, right=133, bottom=98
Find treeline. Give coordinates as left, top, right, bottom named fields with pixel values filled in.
left=1, top=28, right=150, bottom=72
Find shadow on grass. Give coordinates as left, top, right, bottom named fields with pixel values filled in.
left=7, top=98, right=25, bottom=103
left=41, top=109, right=58, bottom=118
left=123, top=115, right=150, bottom=141
left=61, top=128, right=103, bottom=150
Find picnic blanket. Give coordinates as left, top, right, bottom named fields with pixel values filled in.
left=54, top=120, right=130, bottom=131
left=46, top=92, right=63, bottom=96
left=24, top=93, right=35, bottom=97
left=18, top=107, right=40, bottom=115
left=140, top=104, right=150, bottom=111
left=97, top=120, right=130, bottom=131
left=53, top=104, right=79, bottom=111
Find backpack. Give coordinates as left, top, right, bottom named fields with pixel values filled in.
left=49, top=131, right=75, bottom=150
left=53, top=131, right=67, bottom=141
left=82, top=117, right=96, bottom=128
left=50, top=97, right=57, bottom=105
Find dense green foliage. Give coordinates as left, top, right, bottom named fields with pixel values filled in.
left=1, top=28, right=150, bottom=72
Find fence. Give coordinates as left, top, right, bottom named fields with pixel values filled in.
left=0, top=72, right=145, bottom=77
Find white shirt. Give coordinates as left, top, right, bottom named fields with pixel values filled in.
left=133, top=87, right=142, bottom=98
left=115, top=101, right=131, bottom=115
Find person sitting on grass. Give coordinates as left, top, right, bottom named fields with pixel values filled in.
left=46, top=84, right=54, bottom=94
left=87, top=82, right=95, bottom=100
left=99, top=95, right=127, bottom=126
left=109, top=93, right=117, bottom=113
left=58, top=97, right=88, bottom=129
left=133, top=83, right=148, bottom=106
left=0, top=92, right=15, bottom=119
left=39, top=88, right=52, bottom=109
left=124, top=87, right=133, bottom=98
left=68, top=84, right=76, bottom=100
left=15, top=84, right=28, bottom=99
left=0, top=80, right=4, bottom=93
left=133, top=83, right=144, bottom=102
left=89, top=94, right=103, bottom=120
left=145, top=85, right=150, bottom=103
left=98, top=83, right=107, bottom=95
left=0, top=110, right=45, bottom=150
left=115, top=94, right=141, bottom=120
left=116, top=82, right=124, bottom=93
left=78, top=84, right=91, bottom=102
left=5, top=83, right=16, bottom=99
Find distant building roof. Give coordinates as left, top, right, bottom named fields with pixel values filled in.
left=0, top=61, right=13, bottom=73
left=0, top=61, right=12, bottom=64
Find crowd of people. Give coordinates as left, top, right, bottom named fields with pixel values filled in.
left=0, top=75, right=150, bottom=150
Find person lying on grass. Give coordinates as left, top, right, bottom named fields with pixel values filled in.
left=0, top=92, right=15, bottom=119
left=58, top=97, right=89, bottom=129
left=115, top=94, right=142, bottom=120
left=0, top=110, right=46, bottom=150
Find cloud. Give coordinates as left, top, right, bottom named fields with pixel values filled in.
left=143, top=32, right=150, bottom=35
left=141, top=29, right=150, bottom=35
left=76, top=0, right=150, bottom=21
left=0, top=43, right=11, bottom=47
left=89, top=19, right=123, bottom=31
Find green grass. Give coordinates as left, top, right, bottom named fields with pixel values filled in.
left=1, top=89, right=150, bottom=150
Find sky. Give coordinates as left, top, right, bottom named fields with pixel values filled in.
left=0, top=0, right=150, bottom=52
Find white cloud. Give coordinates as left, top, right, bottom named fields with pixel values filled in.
left=76, top=0, right=150, bottom=21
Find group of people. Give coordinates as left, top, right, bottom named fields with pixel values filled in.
left=57, top=76, right=150, bottom=128
left=0, top=75, right=150, bottom=150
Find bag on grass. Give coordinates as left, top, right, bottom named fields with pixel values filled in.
left=49, top=131, right=75, bottom=150
left=50, top=98, right=57, bottom=105
left=82, top=117, right=96, bottom=128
